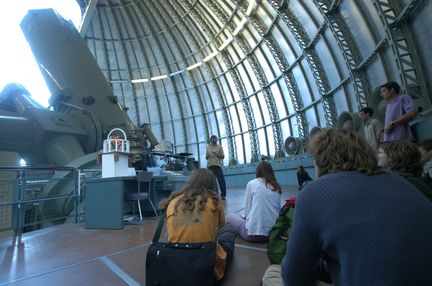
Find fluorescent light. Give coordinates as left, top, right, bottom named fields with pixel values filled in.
left=203, top=51, right=219, bottom=62
left=233, top=18, right=248, bottom=35
left=150, top=75, right=168, bottom=81
left=186, top=62, right=203, bottom=71
left=131, top=78, right=149, bottom=83
left=218, top=36, right=233, bottom=51
left=170, top=70, right=184, bottom=76
left=246, top=0, right=255, bottom=16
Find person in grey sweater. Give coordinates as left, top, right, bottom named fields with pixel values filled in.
left=281, top=128, right=432, bottom=286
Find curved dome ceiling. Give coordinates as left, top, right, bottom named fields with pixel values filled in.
left=77, top=0, right=432, bottom=165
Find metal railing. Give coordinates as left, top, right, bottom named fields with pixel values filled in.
left=0, top=166, right=101, bottom=239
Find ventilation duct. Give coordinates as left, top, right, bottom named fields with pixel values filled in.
left=284, top=136, right=303, bottom=155
left=336, top=112, right=362, bottom=132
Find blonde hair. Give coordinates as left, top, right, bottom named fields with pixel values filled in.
left=159, top=168, right=220, bottom=213
left=308, top=128, right=378, bottom=176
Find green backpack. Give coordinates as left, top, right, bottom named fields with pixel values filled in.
left=267, top=197, right=296, bottom=265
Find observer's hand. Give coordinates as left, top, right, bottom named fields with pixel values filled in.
left=377, top=129, right=384, bottom=140
left=384, top=124, right=394, bottom=134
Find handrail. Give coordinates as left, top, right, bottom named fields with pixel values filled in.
left=0, top=165, right=77, bottom=171
left=0, top=166, right=83, bottom=239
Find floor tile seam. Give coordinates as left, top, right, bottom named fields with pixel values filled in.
left=0, top=256, right=101, bottom=286
left=104, top=241, right=151, bottom=257
left=234, top=243, right=267, bottom=252
left=0, top=241, right=152, bottom=286
left=99, top=256, right=141, bottom=286
left=0, top=227, right=70, bottom=245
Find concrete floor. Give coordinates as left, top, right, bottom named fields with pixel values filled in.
left=0, top=186, right=297, bottom=286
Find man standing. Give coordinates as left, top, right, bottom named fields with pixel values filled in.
left=381, top=81, right=417, bottom=142
left=206, top=135, right=227, bottom=199
left=359, top=107, right=382, bottom=152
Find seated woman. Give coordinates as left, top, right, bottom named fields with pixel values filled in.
left=226, top=161, right=281, bottom=242
left=378, top=140, right=432, bottom=200
left=159, top=168, right=236, bottom=281
left=297, top=165, right=312, bottom=190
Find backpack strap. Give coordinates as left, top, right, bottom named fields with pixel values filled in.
left=152, top=209, right=166, bottom=243
left=280, top=197, right=296, bottom=215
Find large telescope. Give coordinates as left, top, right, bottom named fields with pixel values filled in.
left=0, top=8, right=157, bottom=222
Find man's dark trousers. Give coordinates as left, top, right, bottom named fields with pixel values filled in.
left=208, top=165, right=226, bottom=197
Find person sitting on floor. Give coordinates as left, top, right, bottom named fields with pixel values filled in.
left=226, top=161, right=281, bottom=242
left=159, top=168, right=236, bottom=281
left=281, top=128, right=432, bottom=286
left=378, top=140, right=432, bottom=201
left=296, top=165, right=312, bottom=190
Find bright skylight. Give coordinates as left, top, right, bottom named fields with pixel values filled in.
left=0, top=1, right=82, bottom=107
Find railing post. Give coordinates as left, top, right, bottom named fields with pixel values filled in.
left=13, top=169, right=25, bottom=240
left=74, top=169, right=79, bottom=223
